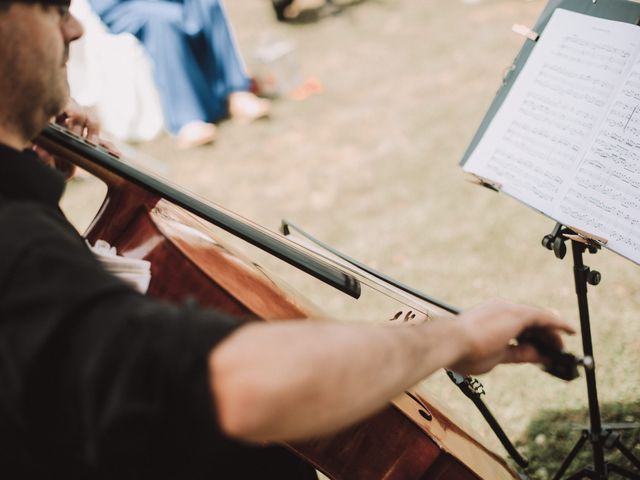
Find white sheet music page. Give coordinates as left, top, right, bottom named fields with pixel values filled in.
left=463, top=9, right=640, bottom=264
left=558, top=55, right=640, bottom=262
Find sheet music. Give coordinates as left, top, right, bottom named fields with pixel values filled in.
left=557, top=56, right=640, bottom=261
left=463, top=9, right=640, bottom=264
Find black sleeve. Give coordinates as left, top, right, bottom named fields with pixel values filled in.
left=0, top=206, right=243, bottom=477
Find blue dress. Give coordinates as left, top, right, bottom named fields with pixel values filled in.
left=90, top=0, right=252, bottom=133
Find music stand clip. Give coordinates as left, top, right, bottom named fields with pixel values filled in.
left=466, top=173, right=502, bottom=192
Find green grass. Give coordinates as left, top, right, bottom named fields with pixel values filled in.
left=514, top=401, right=640, bottom=479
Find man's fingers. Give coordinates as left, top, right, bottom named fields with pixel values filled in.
left=505, top=325, right=574, bottom=365
left=65, top=117, right=85, bottom=136
left=503, top=343, right=544, bottom=364
left=57, top=99, right=102, bottom=140
left=513, top=304, right=576, bottom=336
left=85, top=115, right=101, bottom=141
left=519, top=325, right=568, bottom=352
left=537, top=316, right=575, bottom=335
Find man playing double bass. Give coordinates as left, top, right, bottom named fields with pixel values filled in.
left=0, top=0, right=575, bottom=477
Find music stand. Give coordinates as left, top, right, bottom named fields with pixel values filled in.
left=541, top=224, right=640, bottom=479
left=457, top=0, right=640, bottom=477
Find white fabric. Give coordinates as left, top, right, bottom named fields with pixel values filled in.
left=86, top=240, right=152, bottom=294
left=68, top=0, right=165, bottom=142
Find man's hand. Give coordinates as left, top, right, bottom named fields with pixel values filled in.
left=56, top=98, right=100, bottom=142
left=34, top=98, right=119, bottom=180
left=34, top=98, right=101, bottom=177
left=449, top=300, right=575, bottom=376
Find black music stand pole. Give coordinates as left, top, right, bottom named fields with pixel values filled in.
left=541, top=224, right=640, bottom=480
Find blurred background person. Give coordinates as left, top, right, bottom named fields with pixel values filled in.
left=70, top=0, right=269, bottom=148
left=68, top=0, right=164, bottom=144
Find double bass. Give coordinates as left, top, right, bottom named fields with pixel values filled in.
left=37, top=123, right=522, bottom=480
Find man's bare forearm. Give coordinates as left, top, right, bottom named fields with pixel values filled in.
left=210, top=318, right=469, bottom=443
left=209, top=300, right=572, bottom=443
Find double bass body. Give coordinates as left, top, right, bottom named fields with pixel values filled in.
left=39, top=127, right=519, bottom=480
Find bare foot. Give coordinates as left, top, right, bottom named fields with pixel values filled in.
left=176, top=121, right=217, bottom=149
left=228, top=92, right=271, bottom=125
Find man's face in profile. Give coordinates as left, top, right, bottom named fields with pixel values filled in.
left=0, top=1, right=82, bottom=140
